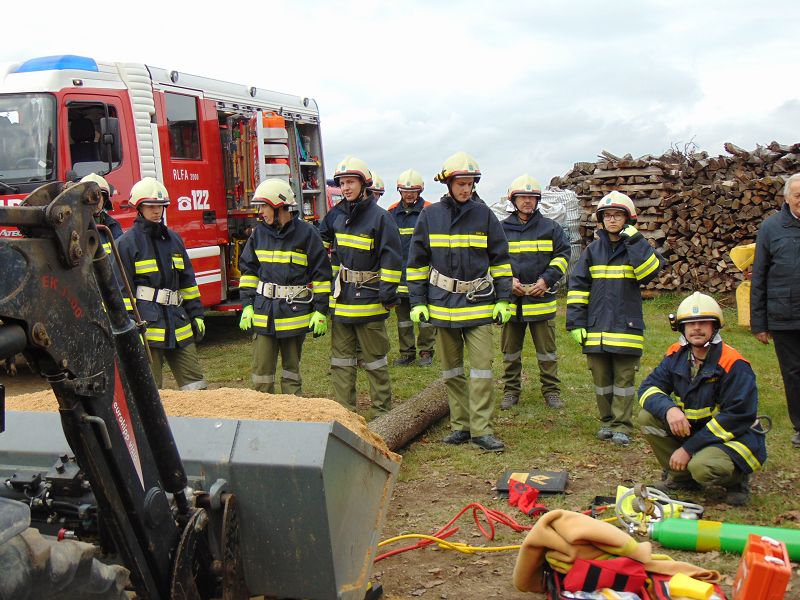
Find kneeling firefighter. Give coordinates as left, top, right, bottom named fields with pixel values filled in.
left=637, top=292, right=767, bottom=505
left=117, top=177, right=207, bottom=390
left=238, top=179, right=332, bottom=394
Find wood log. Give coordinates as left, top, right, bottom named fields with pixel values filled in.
left=369, top=379, right=449, bottom=451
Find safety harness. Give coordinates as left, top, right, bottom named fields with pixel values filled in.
left=332, top=266, right=380, bottom=299
left=135, top=286, right=182, bottom=306
left=429, top=267, right=494, bottom=301
left=256, top=281, right=313, bottom=304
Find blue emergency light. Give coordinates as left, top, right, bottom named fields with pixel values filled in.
left=12, top=55, right=99, bottom=73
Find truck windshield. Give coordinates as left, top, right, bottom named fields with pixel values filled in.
left=0, top=93, right=56, bottom=183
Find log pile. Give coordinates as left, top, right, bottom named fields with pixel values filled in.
left=550, top=141, right=800, bottom=293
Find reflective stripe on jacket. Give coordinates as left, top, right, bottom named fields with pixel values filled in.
left=638, top=340, right=766, bottom=473
left=503, top=211, right=569, bottom=322
left=566, top=229, right=664, bottom=356
left=239, top=216, right=331, bottom=338
left=329, top=195, right=402, bottom=324
left=407, top=194, right=512, bottom=328
left=388, top=197, right=430, bottom=296
left=117, top=217, right=203, bottom=349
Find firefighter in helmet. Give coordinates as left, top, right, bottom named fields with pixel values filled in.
left=238, top=178, right=331, bottom=394
left=566, top=191, right=664, bottom=446
left=328, top=156, right=402, bottom=415
left=388, top=169, right=436, bottom=367
left=637, top=292, right=766, bottom=505
left=117, top=177, right=207, bottom=390
left=501, top=175, right=570, bottom=410
left=81, top=172, right=122, bottom=251
left=407, top=152, right=513, bottom=451
left=368, top=173, right=385, bottom=201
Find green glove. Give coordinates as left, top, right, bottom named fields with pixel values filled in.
left=239, top=306, right=254, bottom=331
left=410, top=305, right=429, bottom=323
left=309, top=311, right=328, bottom=336
left=620, top=224, right=639, bottom=239
left=193, top=317, right=205, bottom=339
left=492, top=300, right=512, bottom=324
left=569, top=328, right=587, bottom=345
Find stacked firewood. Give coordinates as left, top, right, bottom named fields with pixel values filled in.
left=550, top=142, right=800, bottom=293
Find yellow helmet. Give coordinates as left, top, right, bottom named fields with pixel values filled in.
left=434, top=151, right=481, bottom=184
left=596, top=190, right=637, bottom=222
left=368, top=173, right=385, bottom=194
left=507, top=174, right=542, bottom=201
left=333, top=156, right=372, bottom=186
left=129, top=177, right=170, bottom=208
left=673, top=292, right=724, bottom=330
left=252, top=178, right=297, bottom=208
left=397, top=169, right=425, bottom=192
left=80, top=172, right=111, bottom=196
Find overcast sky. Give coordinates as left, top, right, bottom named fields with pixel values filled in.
left=4, top=0, right=799, bottom=207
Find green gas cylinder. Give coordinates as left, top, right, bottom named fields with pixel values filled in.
left=649, top=518, right=800, bottom=560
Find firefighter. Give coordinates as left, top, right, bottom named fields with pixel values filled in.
left=501, top=175, right=570, bottom=410
left=368, top=173, right=385, bottom=201
left=637, top=292, right=766, bottom=505
left=407, top=152, right=513, bottom=451
left=388, top=169, right=436, bottom=367
left=117, top=177, right=207, bottom=390
left=81, top=172, right=122, bottom=250
left=566, top=191, right=664, bottom=446
left=328, top=156, right=402, bottom=414
left=238, top=179, right=332, bottom=394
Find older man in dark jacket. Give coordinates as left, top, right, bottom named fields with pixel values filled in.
left=751, top=172, right=800, bottom=448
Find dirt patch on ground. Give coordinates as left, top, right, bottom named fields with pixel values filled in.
left=7, top=387, right=398, bottom=462
left=376, top=472, right=534, bottom=599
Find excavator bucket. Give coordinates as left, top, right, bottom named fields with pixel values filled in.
left=0, top=410, right=399, bottom=600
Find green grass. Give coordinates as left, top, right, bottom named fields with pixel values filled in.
left=193, top=295, right=799, bottom=529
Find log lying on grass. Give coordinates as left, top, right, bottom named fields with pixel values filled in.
left=368, top=378, right=449, bottom=452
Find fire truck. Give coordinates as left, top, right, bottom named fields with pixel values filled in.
left=0, top=54, right=329, bottom=310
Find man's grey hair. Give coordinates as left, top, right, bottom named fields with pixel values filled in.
left=785, top=173, right=800, bottom=197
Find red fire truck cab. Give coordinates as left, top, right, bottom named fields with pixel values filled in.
left=0, top=54, right=329, bottom=311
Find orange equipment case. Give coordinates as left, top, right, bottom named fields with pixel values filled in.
left=732, top=534, right=791, bottom=600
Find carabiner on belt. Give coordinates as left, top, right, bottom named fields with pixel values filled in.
left=286, top=288, right=314, bottom=305
left=465, top=278, right=494, bottom=302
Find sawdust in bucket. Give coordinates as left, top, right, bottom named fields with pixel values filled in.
left=6, top=387, right=399, bottom=462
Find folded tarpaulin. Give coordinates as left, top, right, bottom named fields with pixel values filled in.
left=512, top=509, right=720, bottom=593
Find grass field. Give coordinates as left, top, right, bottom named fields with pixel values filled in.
left=194, top=294, right=799, bottom=596
left=199, top=292, right=798, bottom=523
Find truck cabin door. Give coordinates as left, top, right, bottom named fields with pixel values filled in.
left=154, top=90, right=226, bottom=307
left=62, top=93, right=137, bottom=220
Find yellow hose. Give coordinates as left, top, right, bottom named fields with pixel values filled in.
left=378, top=534, right=521, bottom=554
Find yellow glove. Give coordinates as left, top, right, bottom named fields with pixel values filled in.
left=569, top=328, right=587, bottom=345
left=309, top=311, right=328, bottom=336
left=410, top=305, right=430, bottom=323
left=239, top=306, right=254, bottom=331
left=620, top=224, right=639, bottom=239
left=492, top=300, right=512, bottom=324
left=193, top=317, right=205, bottom=341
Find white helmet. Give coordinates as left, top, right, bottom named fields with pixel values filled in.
left=129, top=177, right=170, bottom=208
left=252, top=179, right=297, bottom=209
left=397, top=169, right=425, bottom=193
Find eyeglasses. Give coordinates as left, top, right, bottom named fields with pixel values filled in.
left=602, top=213, right=626, bottom=221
